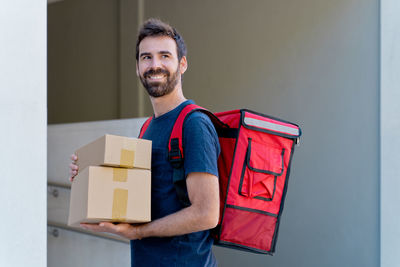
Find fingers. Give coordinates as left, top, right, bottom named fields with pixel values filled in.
left=69, top=164, right=78, bottom=180
left=70, top=154, right=78, bottom=161
left=70, top=163, right=79, bottom=171
left=99, top=222, right=117, bottom=230
left=80, top=222, right=117, bottom=233
left=69, top=154, right=79, bottom=182
left=69, top=169, right=78, bottom=179
left=80, top=222, right=138, bottom=240
left=80, top=223, right=104, bottom=232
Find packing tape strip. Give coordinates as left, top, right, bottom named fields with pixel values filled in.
left=112, top=188, right=128, bottom=221
left=120, top=149, right=135, bottom=168
left=113, top=168, right=128, bottom=182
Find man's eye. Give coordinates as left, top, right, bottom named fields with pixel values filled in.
left=142, top=56, right=151, bottom=60
left=161, top=54, right=169, bottom=58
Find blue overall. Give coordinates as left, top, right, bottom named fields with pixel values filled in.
left=130, top=100, right=220, bottom=267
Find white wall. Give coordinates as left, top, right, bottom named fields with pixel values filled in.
left=381, top=0, right=400, bottom=266
left=0, top=1, right=47, bottom=267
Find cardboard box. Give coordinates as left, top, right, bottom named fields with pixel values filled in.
left=68, top=166, right=151, bottom=227
left=76, top=134, right=152, bottom=170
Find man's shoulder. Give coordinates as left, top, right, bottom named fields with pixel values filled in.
left=181, top=108, right=220, bottom=176
left=182, top=110, right=219, bottom=148
left=183, top=110, right=214, bottom=128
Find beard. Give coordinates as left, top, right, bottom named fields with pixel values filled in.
left=139, top=65, right=180, bottom=98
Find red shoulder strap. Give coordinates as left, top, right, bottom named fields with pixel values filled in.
left=168, top=103, right=230, bottom=163
left=138, top=117, right=153, bottom=138
left=168, top=104, right=204, bottom=163
left=140, top=103, right=227, bottom=164
left=138, top=104, right=204, bottom=142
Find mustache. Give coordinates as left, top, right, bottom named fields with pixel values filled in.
left=144, top=68, right=169, bottom=78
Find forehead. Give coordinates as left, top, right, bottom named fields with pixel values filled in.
left=139, top=36, right=178, bottom=56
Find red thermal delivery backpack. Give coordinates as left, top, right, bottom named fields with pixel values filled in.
left=139, top=104, right=302, bottom=255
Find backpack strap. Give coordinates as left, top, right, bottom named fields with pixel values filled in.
left=137, top=104, right=207, bottom=207
left=167, top=104, right=204, bottom=207
left=168, top=104, right=229, bottom=207
left=138, top=117, right=153, bottom=138
left=168, top=104, right=203, bottom=166
left=168, top=104, right=228, bottom=166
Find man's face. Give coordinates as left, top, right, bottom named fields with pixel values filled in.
left=137, top=36, right=186, bottom=98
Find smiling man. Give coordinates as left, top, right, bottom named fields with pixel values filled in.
left=69, top=18, right=220, bottom=266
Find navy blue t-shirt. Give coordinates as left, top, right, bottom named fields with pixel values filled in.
left=130, top=100, right=220, bottom=267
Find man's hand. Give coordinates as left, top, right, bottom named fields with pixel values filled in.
left=80, top=222, right=142, bottom=240
left=69, top=154, right=79, bottom=182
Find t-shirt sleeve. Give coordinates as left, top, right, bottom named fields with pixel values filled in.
left=182, top=112, right=220, bottom=178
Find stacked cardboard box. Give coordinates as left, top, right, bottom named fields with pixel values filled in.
left=68, top=134, right=152, bottom=227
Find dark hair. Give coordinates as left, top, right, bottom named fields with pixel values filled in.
left=136, top=18, right=187, bottom=61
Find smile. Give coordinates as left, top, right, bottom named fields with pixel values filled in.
left=147, top=74, right=166, bottom=80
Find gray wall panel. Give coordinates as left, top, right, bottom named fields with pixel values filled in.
left=47, top=118, right=146, bottom=186
left=145, top=0, right=379, bottom=266
left=47, top=226, right=130, bottom=267
left=48, top=0, right=134, bottom=124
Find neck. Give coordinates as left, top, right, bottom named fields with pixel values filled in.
left=150, top=86, right=187, bottom=118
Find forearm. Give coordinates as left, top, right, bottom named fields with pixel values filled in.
left=136, top=204, right=217, bottom=239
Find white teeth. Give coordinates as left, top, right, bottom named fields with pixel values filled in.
left=149, top=75, right=164, bottom=80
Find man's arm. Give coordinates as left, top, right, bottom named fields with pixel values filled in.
left=81, top=171, right=219, bottom=240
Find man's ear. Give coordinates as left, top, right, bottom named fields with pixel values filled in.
left=136, top=62, right=139, bottom=76
left=179, top=56, right=188, bottom=75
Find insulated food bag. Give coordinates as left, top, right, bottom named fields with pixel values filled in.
left=139, top=104, right=302, bottom=255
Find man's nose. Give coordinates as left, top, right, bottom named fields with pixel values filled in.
left=150, top=58, right=162, bottom=69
